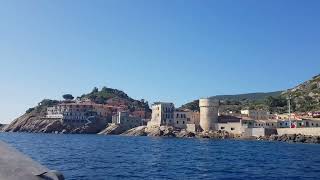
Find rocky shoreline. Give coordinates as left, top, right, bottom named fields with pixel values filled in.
left=99, top=125, right=317, bottom=144
left=99, top=125, right=320, bottom=144
left=2, top=116, right=320, bottom=144
left=264, top=134, right=320, bottom=144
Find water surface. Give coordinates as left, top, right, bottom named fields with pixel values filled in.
left=0, top=133, right=319, bottom=180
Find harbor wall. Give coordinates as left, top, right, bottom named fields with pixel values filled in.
left=277, top=128, right=320, bottom=136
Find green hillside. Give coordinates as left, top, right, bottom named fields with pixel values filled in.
left=181, top=74, right=320, bottom=113
left=80, top=87, right=151, bottom=112
left=281, top=74, right=320, bottom=112
left=210, top=91, right=282, bottom=102
left=181, top=91, right=282, bottom=112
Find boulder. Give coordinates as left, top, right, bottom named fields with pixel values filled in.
left=176, top=130, right=196, bottom=138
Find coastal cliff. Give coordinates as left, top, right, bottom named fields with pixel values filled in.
left=2, top=111, right=105, bottom=134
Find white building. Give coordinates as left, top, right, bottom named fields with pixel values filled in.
left=46, top=103, right=97, bottom=124
left=147, top=102, right=175, bottom=127
left=241, top=110, right=269, bottom=120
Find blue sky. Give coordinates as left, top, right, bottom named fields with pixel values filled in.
left=0, top=0, right=320, bottom=123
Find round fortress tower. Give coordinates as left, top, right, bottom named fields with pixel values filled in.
left=199, top=98, right=219, bottom=131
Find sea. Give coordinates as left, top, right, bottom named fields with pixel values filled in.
left=0, top=133, right=320, bottom=180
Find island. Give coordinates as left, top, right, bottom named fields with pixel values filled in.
left=2, top=74, right=320, bottom=144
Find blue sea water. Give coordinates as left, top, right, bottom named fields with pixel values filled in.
left=0, top=133, right=320, bottom=180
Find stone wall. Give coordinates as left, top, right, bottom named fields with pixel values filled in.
left=277, top=128, right=320, bottom=136
left=242, top=128, right=277, bottom=137
left=217, top=122, right=242, bottom=135
left=243, top=128, right=265, bottom=137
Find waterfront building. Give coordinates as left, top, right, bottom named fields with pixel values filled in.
left=112, top=111, right=143, bottom=129
left=46, top=101, right=121, bottom=125
left=174, top=110, right=189, bottom=129
left=217, top=115, right=242, bottom=135
left=199, top=98, right=219, bottom=131
left=46, top=102, right=97, bottom=124
left=147, top=102, right=175, bottom=127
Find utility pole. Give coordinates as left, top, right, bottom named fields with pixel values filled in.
left=287, top=95, right=292, bottom=128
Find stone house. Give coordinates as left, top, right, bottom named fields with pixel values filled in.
left=112, top=111, right=142, bottom=129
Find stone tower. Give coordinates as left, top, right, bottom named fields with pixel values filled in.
left=199, top=98, right=219, bottom=131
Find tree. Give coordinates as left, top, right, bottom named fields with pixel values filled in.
left=92, top=87, right=99, bottom=93
left=62, top=94, right=74, bottom=100
left=101, top=86, right=108, bottom=92
left=26, top=107, right=35, bottom=114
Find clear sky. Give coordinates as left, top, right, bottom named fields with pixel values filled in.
left=0, top=0, right=320, bottom=124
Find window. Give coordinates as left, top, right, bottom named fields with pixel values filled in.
left=177, top=121, right=179, bottom=124
left=231, top=128, right=235, bottom=131
left=221, top=127, right=225, bottom=130
left=183, top=121, right=185, bottom=124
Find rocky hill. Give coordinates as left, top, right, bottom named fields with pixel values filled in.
left=181, top=92, right=282, bottom=112
left=181, top=74, right=320, bottom=113
left=2, top=87, right=151, bottom=133
left=80, top=87, right=151, bottom=112
left=281, top=74, right=320, bottom=112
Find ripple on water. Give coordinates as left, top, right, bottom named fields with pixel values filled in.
left=1, top=133, right=320, bottom=180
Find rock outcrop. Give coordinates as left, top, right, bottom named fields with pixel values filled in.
left=2, top=112, right=64, bottom=133
left=98, top=124, right=128, bottom=135
left=121, top=126, right=147, bottom=136
left=197, top=130, right=237, bottom=139
left=0, top=124, right=7, bottom=131
left=176, top=130, right=196, bottom=138
left=145, top=126, right=177, bottom=137
left=3, top=110, right=106, bottom=134
left=268, top=134, right=320, bottom=144
left=119, top=126, right=235, bottom=139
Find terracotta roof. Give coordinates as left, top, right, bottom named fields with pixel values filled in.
left=218, top=115, right=241, bottom=123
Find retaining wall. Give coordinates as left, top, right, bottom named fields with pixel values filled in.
left=277, top=128, right=320, bottom=136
